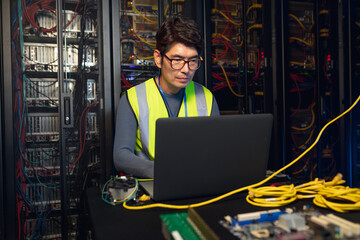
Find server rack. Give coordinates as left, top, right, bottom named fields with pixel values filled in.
left=2, top=0, right=114, bottom=238
left=315, top=0, right=343, bottom=181
left=118, top=0, right=159, bottom=94
left=207, top=0, right=272, bottom=115
left=281, top=0, right=345, bottom=182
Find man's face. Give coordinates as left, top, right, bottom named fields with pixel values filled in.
left=154, top=43, right=199, bottom=94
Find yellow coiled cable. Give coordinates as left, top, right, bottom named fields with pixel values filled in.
left=247, top=173, right=360, bottom=212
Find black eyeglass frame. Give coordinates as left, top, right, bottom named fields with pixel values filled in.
left=163, top=54, right=203, bottom=70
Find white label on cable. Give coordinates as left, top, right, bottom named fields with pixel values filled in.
left=266, top=198, right=277, bottom=202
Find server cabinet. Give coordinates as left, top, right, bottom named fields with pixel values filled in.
left=207, top=0, right=273, bottom=115
left=281, top=0, right=345, bottom=182
left=119, top=0, right=159, bottom=93
left=3, top=0, right=113, bottom=238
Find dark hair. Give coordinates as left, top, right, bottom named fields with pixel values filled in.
left=156, top=17, right=203, bottom=55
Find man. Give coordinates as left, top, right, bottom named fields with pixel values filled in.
left=113, top=17, right=220, bottom=178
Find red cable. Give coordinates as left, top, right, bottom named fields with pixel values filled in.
left=69, top=101, right=98, bottom=169
left=23, top=0, right=83, bottom=33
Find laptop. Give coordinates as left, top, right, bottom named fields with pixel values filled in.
left=140, top=113, right=273, bottom=201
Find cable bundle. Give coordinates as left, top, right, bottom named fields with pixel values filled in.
left=21, top=0, right=82, bottom=34
left=102, top=176, right=139, bottom=205
left=314, top=185, right=360, bottom=212
left=246, top=184, right=297, bottom=207
left=246, top=173, right=360, bottom=212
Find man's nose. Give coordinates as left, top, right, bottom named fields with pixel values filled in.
left=180, top=62, right=190, bottom=73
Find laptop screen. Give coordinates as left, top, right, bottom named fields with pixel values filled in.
left=151, top=114, right=273, bottom=201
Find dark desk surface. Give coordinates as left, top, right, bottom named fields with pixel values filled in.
left=85, top=186, right=360, bottom=240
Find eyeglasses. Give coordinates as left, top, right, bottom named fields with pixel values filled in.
left=163, top=54, right=202, bottom=70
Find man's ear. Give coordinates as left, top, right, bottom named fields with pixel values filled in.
left=154, top=49, right=162, bottom=68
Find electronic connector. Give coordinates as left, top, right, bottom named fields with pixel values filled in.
left=107, top=176, right=137, bottom=202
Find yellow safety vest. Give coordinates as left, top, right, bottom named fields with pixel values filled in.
left=127, top=78, right=213, bottom=160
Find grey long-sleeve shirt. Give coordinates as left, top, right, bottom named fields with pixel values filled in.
left=113, top=87, right=220, bottom=178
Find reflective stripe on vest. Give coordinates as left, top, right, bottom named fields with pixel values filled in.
left=134, top=82, right=150, bottom=156
left=127, top=78, right=213, bottom=160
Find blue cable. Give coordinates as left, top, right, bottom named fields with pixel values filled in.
left=15, top=3, right=44, bottom=235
